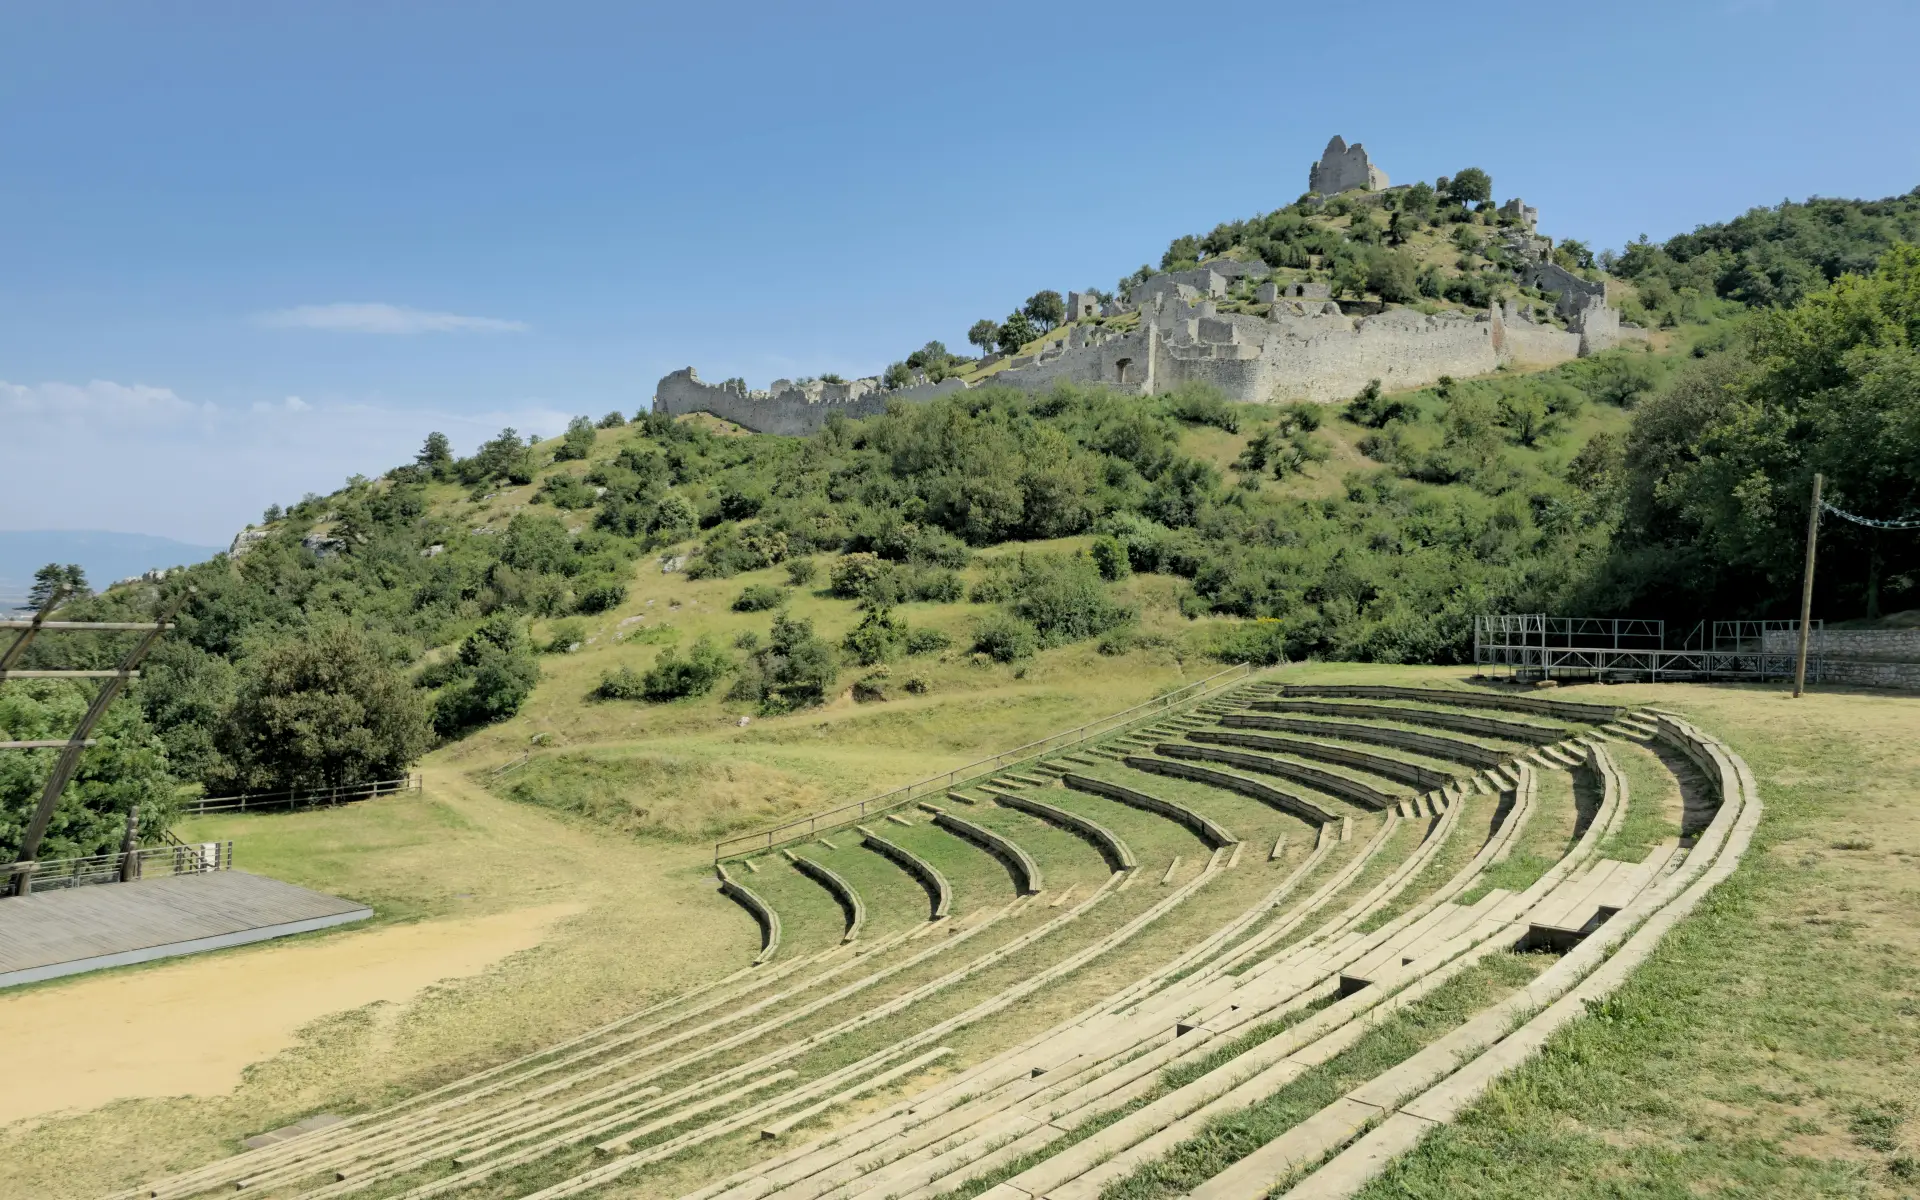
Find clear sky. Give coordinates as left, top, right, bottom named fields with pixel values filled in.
left=4, top=0, right=1917, bottom=547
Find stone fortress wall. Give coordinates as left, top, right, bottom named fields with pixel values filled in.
left=655, top=135, right=1645, bottom=433
left=653, top=369, right=965, bottom=435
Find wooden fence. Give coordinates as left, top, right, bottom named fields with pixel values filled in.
left=182, top=774, right=421, bottom=816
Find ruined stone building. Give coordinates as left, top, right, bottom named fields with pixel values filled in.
left=1308, top=135, right=1389, bottom=195
left=652, top=137, right=1645, bottom=435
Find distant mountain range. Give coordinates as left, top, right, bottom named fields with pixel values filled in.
left=0, top=531, right=222, bottom=609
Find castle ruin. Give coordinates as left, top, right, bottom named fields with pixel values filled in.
left=1308, top=135, right=1388, bottom=195
left=653, top=137, right=1645, bottom=434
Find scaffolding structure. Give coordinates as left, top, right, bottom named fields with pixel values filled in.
left=2, top=585, right=184, bottom=896
left=1473, top=614, right=1822, bottom=683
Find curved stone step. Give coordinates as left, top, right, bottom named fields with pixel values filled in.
left=857, top=829, right=953, bottom=920
left=1245, top=698, right=1565, bottom=745
left=1218, top=712, right=1506, bottom=767
left=783, top=851, right=867, bottom=943
left=1060, top=773, right=1238, bottom=849
left=1151, top=742, right=1397, bottom=812
left=1279, top=683, right=1622, bottom=724
left=924, top=808, right=1044, bottom=895
left=1119, top=755, right=1336, bottom=826
left=987, top=789, right=1137, bottom=872
left=715, top=863, right=782, bottom=965
left=1187, top=729, right=1455, bottom=791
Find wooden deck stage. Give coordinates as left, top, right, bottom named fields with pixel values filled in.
left=0, top=871, right=372, bottom=988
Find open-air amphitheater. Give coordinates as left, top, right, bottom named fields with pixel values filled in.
left=116, top=672, right=1761, bottom=1200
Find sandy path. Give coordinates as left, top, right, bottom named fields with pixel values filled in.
left=0, top=902, right=580, bottom=1126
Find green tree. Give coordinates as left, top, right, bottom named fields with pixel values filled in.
left=1443, top=167, right=1492, bottom=207
left=967, top=319, right=1000, bottom=356
left=0, top=680, right=177, bottom=859
left=842, top=606, right=905, bottom=666
left=997, top=311, right=1040, bottom=354
left=416, top=431, right=454, bottom=478
left=884, top=361, right=913, bottom=389
left=639, top=634, right=732, bottom=701
left=554, top=415, right=597, bottom=462
left=729, top=614, right=838, bottom=712
left=431, top=616, right=541, bottom=736
left=27, top=563, right=88, bottom=609
left=219, top=627, right=432, bottom=792
left=1023, top=290, right=1066, bottom=331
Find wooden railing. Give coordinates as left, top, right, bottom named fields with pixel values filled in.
left=181, top=774, right=420, bottom=816
left=713, top=662, right=1258, bottom=862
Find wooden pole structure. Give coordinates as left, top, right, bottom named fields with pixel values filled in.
left=7, top=589, right=188, bottom=895
left=119, top=806, right=140, bottom=883
left=1794, top=472, right=1824, bottom=698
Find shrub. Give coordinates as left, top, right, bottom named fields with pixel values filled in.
left=829, top=552, right=886, bottom=599
left=843, top=607, right=906, bottom=666
left=784, top=557, right=818, bottom=586
left=732, top=583, right=788, bottom=612
left=639, top=634, right=732, bottom=701
left=554, top=415, right=597, bottom=462
left=538, top=473, right=599, bottom=509
left=432, top=615, right=541, bottom=736
left=852, top=673, right=890, bottom=702
left=573, top=576, right=628, bottom=613
left=728, top=614, right=838, bottom=713
left=597, top=410, right=627, bottom=428
left=593, top=665, right=648, bottom=700
left=1164, top=382, right=1240, bottom=433
left=1004, top=554, right=1133, bottom=645
left=905, top=626, right=952, bottom=655
left=1346, top=379, right=1416, bottom=428
left=542, top=618, right=586, bottom=653
left=903, top=675, right=930, bottom=695
left=971, top=611, right=1039, bottom=662
left=1091, top=537, right=1131, bottom=581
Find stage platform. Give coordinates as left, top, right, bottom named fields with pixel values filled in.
left=0, top=871, right=372, bottom=989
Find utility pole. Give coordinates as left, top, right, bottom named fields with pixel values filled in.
left=1794, top=472, right=1823, bottom=698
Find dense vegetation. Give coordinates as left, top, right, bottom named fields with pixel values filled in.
left=4, top=189, right=1916, bottom=859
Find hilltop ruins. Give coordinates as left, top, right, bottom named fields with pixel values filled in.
left=655, top=137, right=1644, bottom=433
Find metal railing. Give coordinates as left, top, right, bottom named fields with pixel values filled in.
left=4, top=840, right=232, bottom=896
left=1475, top=613, right=1823, bottom=682
left=713, top=662, right=1258, bottom=862
left=181, top=775, right=420, bottom=816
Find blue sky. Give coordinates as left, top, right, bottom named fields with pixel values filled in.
left=3, top=0, right=1917, bottom=547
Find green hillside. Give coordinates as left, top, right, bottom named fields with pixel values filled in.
left=4, top=186, right=1917, bottom=864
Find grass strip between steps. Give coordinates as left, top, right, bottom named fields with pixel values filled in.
left=1094, top=950, right=1547, bottom=1200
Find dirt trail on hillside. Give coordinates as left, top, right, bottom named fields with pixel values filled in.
left=0, top=902, right=579, bottom=1125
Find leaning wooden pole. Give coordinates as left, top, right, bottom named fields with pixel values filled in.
left=1794, top=472, right=1824, bottom=698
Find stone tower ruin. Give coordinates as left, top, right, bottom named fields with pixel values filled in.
left=1308, top=135, right=1389, bottom=195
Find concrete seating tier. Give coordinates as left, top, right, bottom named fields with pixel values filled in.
left=782, top=851, right=866, bottom=944
left=1279, top=683, right=1624, bottom=724
left=921, top=805, right=1044, bottom=895
left=1153, top=741, right=1399, bottom=811
left=1216, top=711, right=1511, bottom=766
left=129, top=675, right=1763, bottom=1200
left=1060, top=773, right=1240, bottom=848
left=1118, top=754, right=1337, bottom=825
left=1245, top=698, right=1566, bottom=745
left=986, top=790, right=1137, bottom=872
left=716, top=863, right=782, bottom=964
left=858, top=829, right=953, bottom=920
left=1182, top=728, right=1457, bottom=791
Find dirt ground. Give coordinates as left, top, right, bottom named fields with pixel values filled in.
left=0, top=901, right=580, bottom=1125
